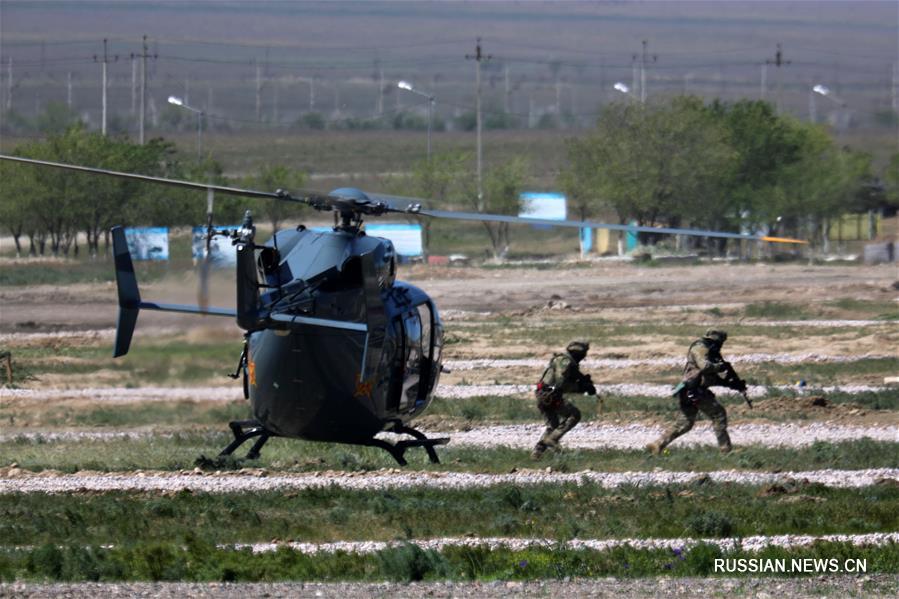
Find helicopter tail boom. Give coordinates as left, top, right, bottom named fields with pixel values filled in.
left=111, top=226, right=237, bottom=357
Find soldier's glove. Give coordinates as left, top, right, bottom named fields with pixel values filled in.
left=583, top=374, right=597, bottom=396
left=734, top=378, right=748, bottom=393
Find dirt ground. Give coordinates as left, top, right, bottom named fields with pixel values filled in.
left=2, top=261, right=896, bottom=428
left=3, top=261, right=897, bottom=332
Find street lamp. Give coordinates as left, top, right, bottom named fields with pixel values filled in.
left=613, top=82, right=638, bottom=101
left=810, top=83, right=847, bottom=124
left=168, top=95, right=204, bottom=159
left=397, top=80, right=435, bottom=160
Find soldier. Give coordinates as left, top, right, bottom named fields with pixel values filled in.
left=531, top=340, right=597, bottom=460
left=647, top=329, right=747, bottom=455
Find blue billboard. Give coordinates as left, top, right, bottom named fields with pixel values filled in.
left=124, top=227, right=169, bottom=261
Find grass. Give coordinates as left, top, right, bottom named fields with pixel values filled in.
left=3, top=483, right=899, bottom=548
left=2, top=435, right=897, bottom=474
left=428, top=389, right=899, bottom=422
left=743, top=302, right=815, bottom=320
left=3, top=388, right=896, bottom=432
left=5, top=340, right=244, bottom=385
left=0, top=259, right=169, bottom=287
left=452, top=321, right=896, bottom=353
left=2, top=541, right=898, bottom=582
left=1, top=401, right=251, bottom=429
left=10, top=325, right=896, bottom=387
left=0, top=234, right=197, bottom=284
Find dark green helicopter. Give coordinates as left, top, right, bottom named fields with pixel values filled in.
left=0, top=154, right=805, bottom=465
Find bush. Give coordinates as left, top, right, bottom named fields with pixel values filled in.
left=296, top=112, right=325, bottom=130
left=376, top=543, right=448, bottom=582
left=687, top=511, right=734, bottom=537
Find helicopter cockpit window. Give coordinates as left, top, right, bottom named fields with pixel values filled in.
left=400, top=311, right=422, bottom=410
left=416, top=303, right=437, bottom=400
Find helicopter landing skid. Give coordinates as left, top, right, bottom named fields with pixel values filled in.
left=366, top=425, right=450, bottom=466
left=219, top=420, right=273, bottom=460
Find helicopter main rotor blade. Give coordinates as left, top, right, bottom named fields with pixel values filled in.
left=415, top=208, right=807, bottom=244
left=0, top=154, right=331, bottom=204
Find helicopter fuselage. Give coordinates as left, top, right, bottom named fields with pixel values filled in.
left=245, top=226, right=443, bottom=443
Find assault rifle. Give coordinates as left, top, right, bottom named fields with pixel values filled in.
left=722, top=362, right=752, bottom=409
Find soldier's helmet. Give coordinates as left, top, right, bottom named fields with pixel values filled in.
left=566, top=340, right=590, bottom=358
left=702, top=329, right=728, bottom=344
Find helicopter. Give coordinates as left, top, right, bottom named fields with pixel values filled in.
left=0, top=154, right=805, bottom=465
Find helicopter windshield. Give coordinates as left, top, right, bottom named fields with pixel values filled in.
left=386, top=303, right=438, bottom=413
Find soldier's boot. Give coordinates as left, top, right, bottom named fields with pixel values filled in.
left=717, top=430, right=733, bottom=454
left=531, top=443, right=548, bottom=460
left=645, top=441, right=664, bottom=455
left=542, top=437, right=561, bottom=452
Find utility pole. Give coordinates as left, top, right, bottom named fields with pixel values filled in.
left=273, top=77, right=279, bottom=124
left=504, top=64, right=510, bottom=114
left=94, top=38, right=118, bottom=136
left=892, top=62, right=897, bottom=112
left=374, top=57, right=384, bottom=114
left=6, top=57, right=12, bottom=112
left=639, top=40, right=656, bottom=104
left=765, top=43, right=791, bottom=113
left=133, top=35, right=156, bottom=145
left=130, top=54, right=137, bottom=115
left=631, top=54, right=638, bottom=100
left=466, top=37, right=491, bottom=211
left=760, top=63, right=767, bottom=99
left=255, top=60, right=262, bottom=122
left=67, top=72, right=73, bottom=108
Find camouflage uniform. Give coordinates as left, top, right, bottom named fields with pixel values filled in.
left=531, top=340, right=597, bottom=459
left=648, top=330, right=746, bottom=454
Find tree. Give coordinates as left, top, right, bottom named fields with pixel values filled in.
left=561, top=97, right=734, bottom=246
left=400, top=152, right=469, bottom=257
left=480, top=157, right=529, bottom=258
left=240, top=164, right=307, bottom=232
left=34, top=101, right=80, bottom=135
left=884, top=153, right=899, bottom=208
left=0, top=159, right=37, bottom=256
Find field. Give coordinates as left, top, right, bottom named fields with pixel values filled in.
left=0, top=254, right=897, bottom=596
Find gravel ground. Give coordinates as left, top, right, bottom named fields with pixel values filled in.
left=437, top=422, right=899, bottom=449
left=445, top=353, right=896, bottom=371
left=1, top=468, right=895, bottom=494
left=2, top=576, right=897, bottom=598
left=2, top=422, right=896, bottom=448
left=236, top=533, right=899, bottom=555
left=3, top=383, right=893, bottom=403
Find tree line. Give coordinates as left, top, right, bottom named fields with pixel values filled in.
left=0, top=124, right=307, bottom=257
left=2, top=97, right=896, bottom=259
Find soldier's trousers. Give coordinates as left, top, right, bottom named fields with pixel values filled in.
left=657, top=390, right=731, bottom=450
left=536, top=401, right=581, bottom=449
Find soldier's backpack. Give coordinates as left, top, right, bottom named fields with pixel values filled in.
left=535, top=356, right=564, bottom=410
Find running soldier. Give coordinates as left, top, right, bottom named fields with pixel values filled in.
left=531, top=340, right=597, bottom=460
left=647, top=329, right=747, bottom=455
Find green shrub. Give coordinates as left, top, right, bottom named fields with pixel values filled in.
left=687, top=511, right=734, bottom=537
left=376, top=543, right=448, bottom=582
